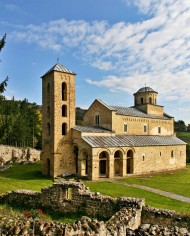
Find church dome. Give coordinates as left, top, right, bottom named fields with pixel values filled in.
left=137, top=87, right=156, bottom=93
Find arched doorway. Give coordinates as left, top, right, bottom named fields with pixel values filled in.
left=126, top=150, right=133, bottom=174
left=114, top=150, right=123, bottom=176
left=73, top=146, right=79, bottom=174
left=47, top=158, right=50, bottom=176
left=99, top=151, right=109, bottom=177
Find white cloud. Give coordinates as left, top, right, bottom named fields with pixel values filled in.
left=6, top=0, right=190, bottom=105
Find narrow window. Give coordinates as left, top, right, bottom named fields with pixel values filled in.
left=62, top=82, right=67, bottom=101
left=144, top=125, right=147, bottom=133
left=160, top=151, right=162, bottom=156
left=143, top=155, right=145, bottom=161
left=62, top=105, right=67, bottom=117
left=155, top=98, right=157, bottom=105
left=149, top=97, right=152, bottom=104
left=47, top=123, right=50, bottom=135
left=141, top=98, right=143, bottom=105
left=180, top=151, right=182, bottom=156
left=124, top=124, right=128, bottom=132
left=95, top=115, right=100, bottom=125
left=158, top=127, right=161, bottom=133
left=171, top=150, right=174, bottom=157
left=62, top=123, right=67, bottom=135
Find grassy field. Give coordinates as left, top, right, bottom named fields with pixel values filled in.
left=0, top=162, right=52, bottom=193
left=1, top=162, right=190, bottom=215
left=118, top=164, right=190, bottom=198
left=84, top=181, right=190, bottom=215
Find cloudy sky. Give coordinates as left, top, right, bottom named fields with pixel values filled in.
left=0, top=0, right=190, bottom=124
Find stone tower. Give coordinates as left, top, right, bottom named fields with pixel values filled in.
left=41, top=63, right=76, bottom=177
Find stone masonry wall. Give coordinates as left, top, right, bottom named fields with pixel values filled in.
left=0, top=181, right=190, bottom=235
left=0, top=181, right=144, bottom=220
left=0, top=145, right=41, bottom=167
left=142, top=206, right=190, bottom=231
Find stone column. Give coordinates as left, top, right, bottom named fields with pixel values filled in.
left=121, top=156, right=127, bottom=177
left=108, top=154, right=114, bottom=178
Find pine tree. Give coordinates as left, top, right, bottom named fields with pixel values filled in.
left=0, top=33, right=8, bottom=93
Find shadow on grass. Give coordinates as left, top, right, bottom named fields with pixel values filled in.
left=0, top=204, right=89, bottom=224
left=0, top=163, right=52, bottom=181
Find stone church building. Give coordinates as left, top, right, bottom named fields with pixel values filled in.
left=41, top=63, right=186, bottom=180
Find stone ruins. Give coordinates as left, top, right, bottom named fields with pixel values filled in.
left=0, top=181, right=190, bottom=235
left=0, top=145, right=41, bottom=169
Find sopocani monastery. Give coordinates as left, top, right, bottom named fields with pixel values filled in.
left=41, top=63, right=186, bottom=180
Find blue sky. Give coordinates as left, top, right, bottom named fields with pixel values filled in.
left=1, top=0, right=190, bottom=124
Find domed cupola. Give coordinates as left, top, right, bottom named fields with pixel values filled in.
left=133, top=86, right=158, bottom=107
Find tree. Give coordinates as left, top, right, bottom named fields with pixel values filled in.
left=0, top=34, right=8, bottom=94
left=174, top=120, right=187, bottom=132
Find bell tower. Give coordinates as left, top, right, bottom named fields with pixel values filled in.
left=41, top=63, right=76, bottom=177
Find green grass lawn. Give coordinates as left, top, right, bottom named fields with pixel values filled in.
left=117, top=164, right=190, bottom=198
left=84, top=181, right=190, bottom=215
left=0, top=162, right=52, bottom=193
left=1, top=162, right=190, bottom=215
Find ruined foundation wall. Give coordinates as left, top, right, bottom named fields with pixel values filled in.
left=0, top=181, right=144, bottom=220
left=0, top=145, right=41, bottom=166
left=142, top=206, right=190, bottom=231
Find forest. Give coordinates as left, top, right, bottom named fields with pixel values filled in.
left=0, top=96, right=42, bottom=149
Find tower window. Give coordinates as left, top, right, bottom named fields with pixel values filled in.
left=62, top=123, right=67, bottom=135
left=124, top=124, right=128, bottom=132
left=62, top=82, right=67, bottom=101
left=95, top=115, right=100, bottom=125
left=149, top=97, right=152, bottom=104
left=144, top=125, right=147, bottom=133
left=62, top=105, right=67, bottom=117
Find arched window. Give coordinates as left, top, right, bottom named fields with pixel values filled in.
left=47, top=106, right=50, bottom=118
left=62, top=123, right=67, bottom=135
left=141, top=98, right=143, bottom=105
left=47, top=83, right=50, bottom=100
left=149, top=97, right=152, bottom=104
left=114, top=150, right=121, bottom=158
left=62, top=82, right=67, bottom=101
left=47, top=123, right=50, bottom=135
left=95, top=115, right=100, bottom=125
left=62, top=105, right=67, bottom=117
left=171, top=150, right=174, bottom=157
left=99, top=151, right=107, bottom=158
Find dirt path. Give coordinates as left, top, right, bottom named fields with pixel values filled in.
left=109, top=179, right=190, bottom=203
